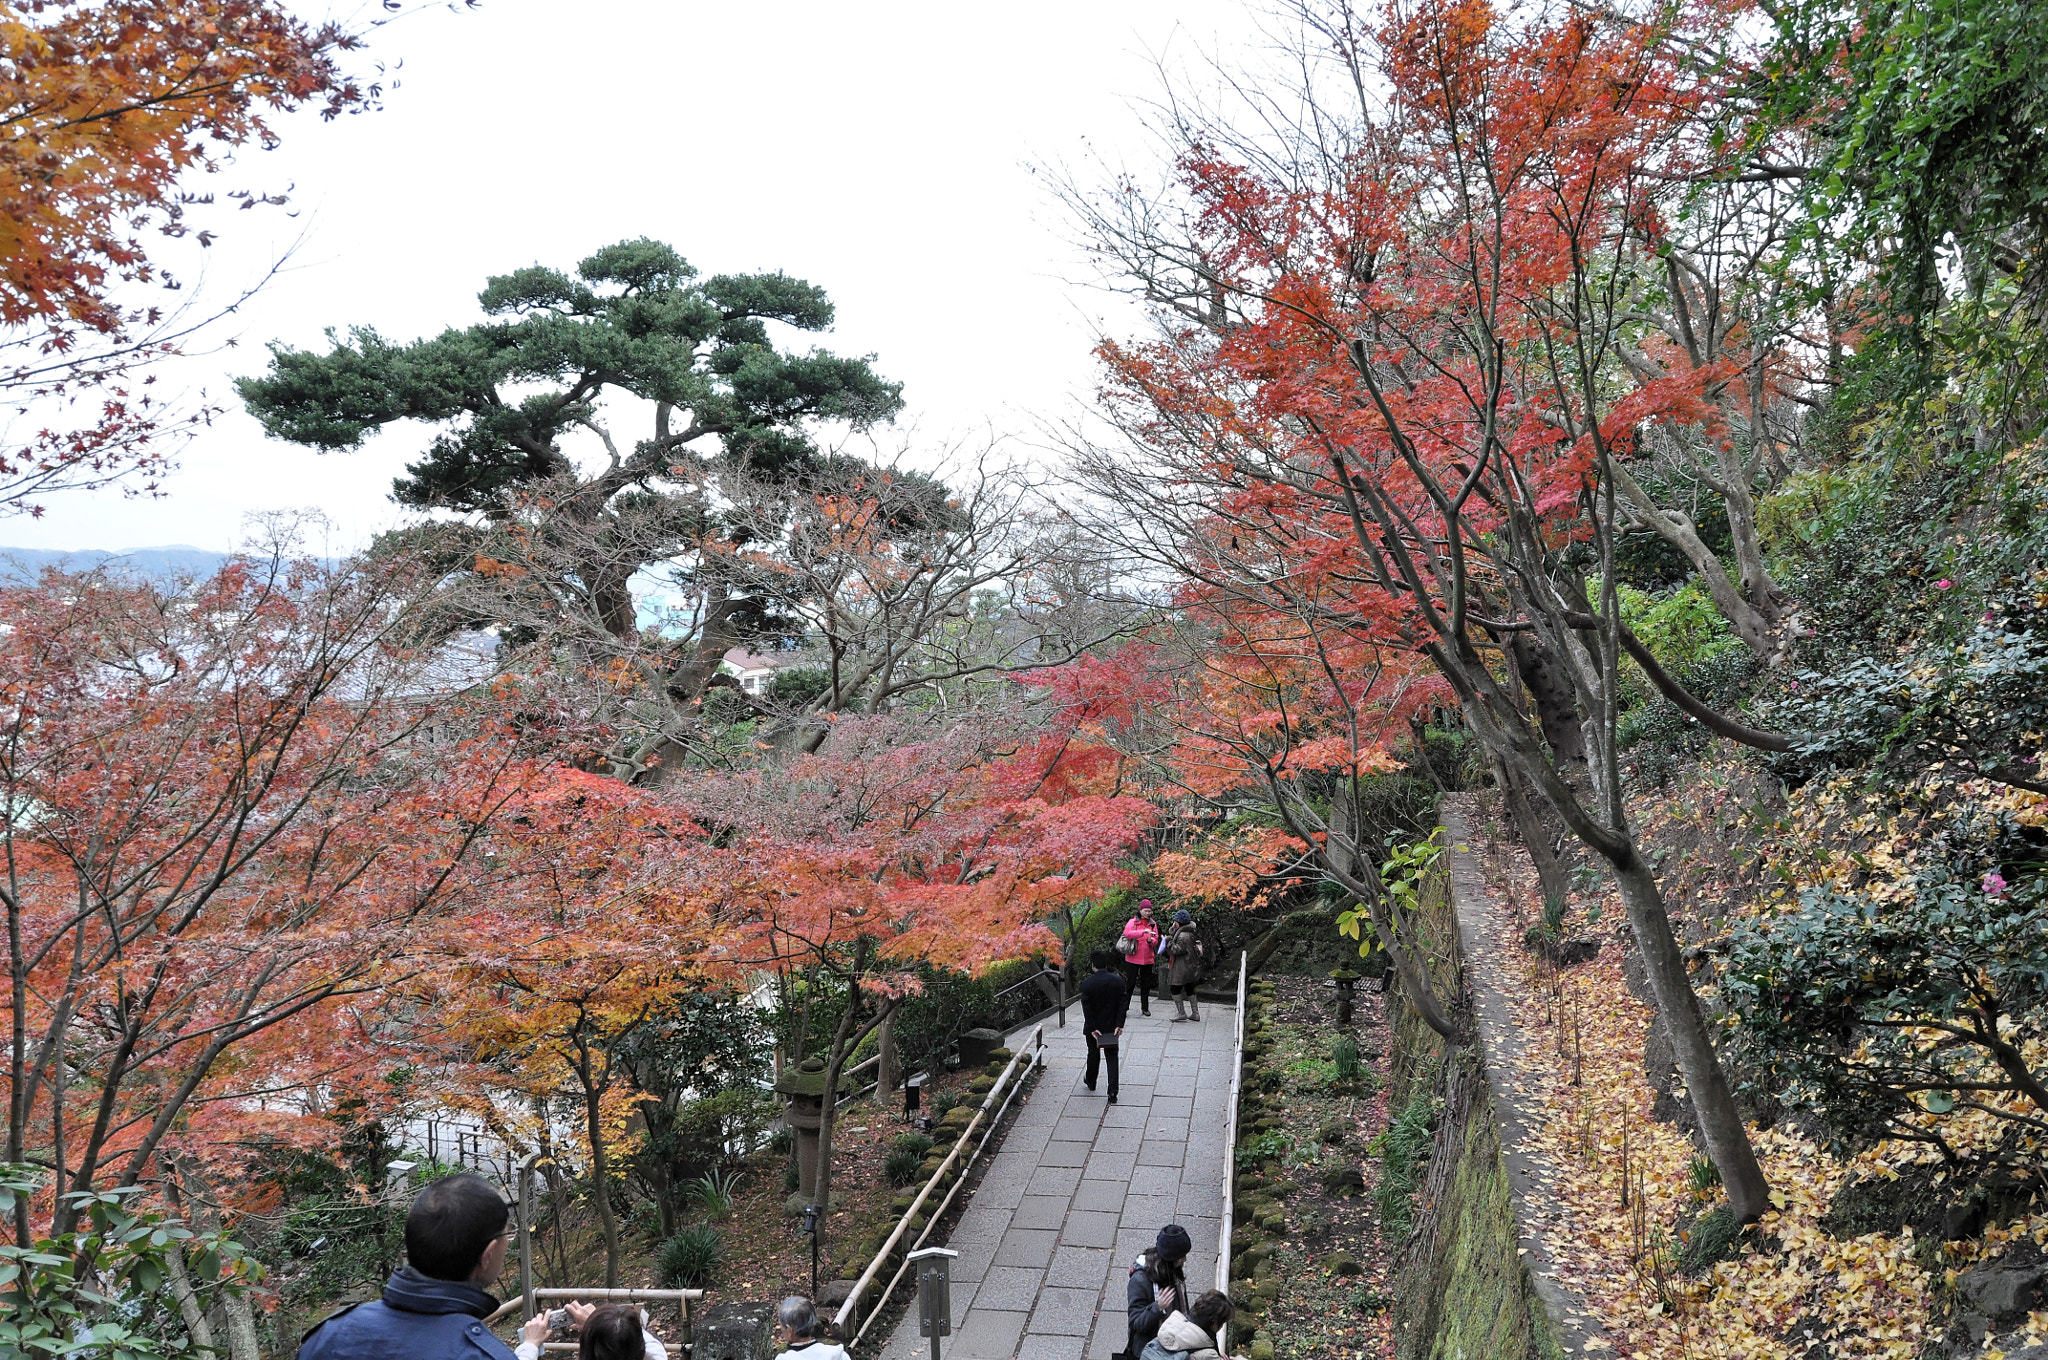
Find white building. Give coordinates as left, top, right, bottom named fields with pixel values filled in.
left=717, top=646, right=782, bottom=696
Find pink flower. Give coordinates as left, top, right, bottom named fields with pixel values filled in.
left=1983, top=871, right=2008, bottom=897
left=1934, top=579, right=1953, bottom=590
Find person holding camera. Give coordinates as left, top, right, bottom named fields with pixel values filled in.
left=1118, top=898, right=1162, bottom=1016
left=1163, top=910, right=1204, bottom=1022
left=517, top=1302, right=668, bottom=1360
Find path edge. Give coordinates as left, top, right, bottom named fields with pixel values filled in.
left=1442, top=804, right=1617, bottom=1357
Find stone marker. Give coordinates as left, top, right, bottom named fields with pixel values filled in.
left=692, top=1301, right=775, bottom=1360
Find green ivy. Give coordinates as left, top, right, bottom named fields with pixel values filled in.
left=1, top=1165, right=256, bottom=1359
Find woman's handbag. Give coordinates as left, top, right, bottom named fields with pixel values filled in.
left=1116, top=933, right=1137, bottom=956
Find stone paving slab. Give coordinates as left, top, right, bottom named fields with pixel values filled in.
left=874, top=1003, right=1237, bottom=1360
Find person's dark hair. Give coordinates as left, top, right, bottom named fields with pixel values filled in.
left=403, top=1173, right=508, bottom=1281
left=1090, top=947, right=1117, bottom=971
left=1189, top=1290, right=1235, bottom=1337
left=777, top=1296, right=819, bottom=1339
left=578, top=1304, right=645, bottom=1360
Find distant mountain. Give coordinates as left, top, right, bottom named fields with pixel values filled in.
left=0, top=545, right=233, bottom=583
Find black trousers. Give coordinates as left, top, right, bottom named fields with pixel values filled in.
left=1125, top=962, right=1155, bottom=1009
left=1085, top=1034, right=1120, bottom=1096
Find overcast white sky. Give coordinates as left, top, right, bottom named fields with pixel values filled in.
left=6, top=0, right=1268, bottom=554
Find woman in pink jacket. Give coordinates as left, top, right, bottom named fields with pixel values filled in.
left=1120, top=900, right=1162, bottom=1017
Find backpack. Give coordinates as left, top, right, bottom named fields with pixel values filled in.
left=1138, top=1341, right=1186, bottom=1360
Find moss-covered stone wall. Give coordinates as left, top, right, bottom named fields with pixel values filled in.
left=1386, top=862, right=1563, bottom=1360
left=1389, top=1047, right=1561, bottom=1360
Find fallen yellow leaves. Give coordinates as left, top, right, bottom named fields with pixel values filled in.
left=1468, top=828, right=1993, bottom=1360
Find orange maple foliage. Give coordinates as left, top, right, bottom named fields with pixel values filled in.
left=426, top=768, right=711, bottom=1287
left=0, top=2, right=381, bottom=513
left=1081, top=2, right=1798, bottom=1165
left=680, top=686, right=1157, bottom=1210
left=0, top=556, right=543, bottom=1242
left=0, top=0, right=366, bottom=332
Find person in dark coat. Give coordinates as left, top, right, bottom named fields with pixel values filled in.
left=1164, top=910, right=1204, bottom=1022
left=298, top=1173, right=519, bottom=1360
left=1123, top=1223, right=1193, bottom=1359
left=1080, top=947, right=1131, bottom=1102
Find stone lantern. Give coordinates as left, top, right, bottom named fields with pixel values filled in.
left=1329, top=968, right=1361, bottom=1025
left=775, top=1056, right=853, bottom=1210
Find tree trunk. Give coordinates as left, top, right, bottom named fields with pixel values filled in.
left=1610, top=462, right=1781, bottom=659
left=1407, top=713, right=1448, bottom=794
left=8, top=890, right=33, bottom=1246
left=876, top=1010, right=900, bottom=1104
left=811, top=994, right=863, bottom=1215
left=1437, top=635, right=1773, bottom=1220
left=649, top=1135, right=677, bottom=1239
left=162, top=1220, right=218, bottom=1357
left=814, top=991, right=897, bottom=1218
left=222, top=1284, right=261, bottom=1360
left=1508, top=635, right=1587, bottom=766
left=1491, top=749, right=1573, bottom=911
left=1605, top=850, right=1771, bottom=1222
left=574, top=1047, right=622, bottom=1287
left=1710, top=434, right=1792, bottom=630
left=589, top=562, right=640, bottom=642
left=172, top=1157, right=260, bottom=1360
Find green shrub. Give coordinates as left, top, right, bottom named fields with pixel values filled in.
left=659, top=1224, right=723, bottom=1287
left=1680, top=1206, right=1743, bottom=1276
left=884, top=1146, right=925, bottom=1187
left=685, top=1168, right=738, bottom=1218
left=1331, top=1037, right=1362, bottom=1083
left=1723, top=803, right=2048, bottom=1151
left=768, top=665, right=832, bottom=707
left=1235, top=1130, right=1291, bottom=1170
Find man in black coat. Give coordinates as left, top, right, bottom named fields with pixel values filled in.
left=1079, top=947, right=1130, bottom=1103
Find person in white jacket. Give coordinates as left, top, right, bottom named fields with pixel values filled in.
left=1141, top=1290, right=1238, bottom=1360
left=773, top=1297, right=849, bottom=1360
left=516, top=1302, right=667, bottom=1360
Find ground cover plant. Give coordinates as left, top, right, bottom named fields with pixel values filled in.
left=1228, top=975, right=1399, bottom=1360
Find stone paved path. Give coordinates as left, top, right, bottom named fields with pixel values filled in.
left=874, top=1001, right=1236, bottom=1360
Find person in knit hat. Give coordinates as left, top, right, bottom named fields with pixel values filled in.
left=1121, top=1223, right=1194, bottom=1358
left=1119, top=899, right=1162, bottom=1016
left=1162, top=910, right=1204, bottom=1021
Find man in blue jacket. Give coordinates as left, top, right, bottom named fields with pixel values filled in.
left=299, top=1172, right=520, bottom=1360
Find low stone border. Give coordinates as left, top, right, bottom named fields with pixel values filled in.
left=1224, top=976, right=1284, bottom=1360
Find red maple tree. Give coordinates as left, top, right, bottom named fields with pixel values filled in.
left=0, top=553, right=542, bottom=1243
left=1071, top=0, right=1776, bottom=1217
